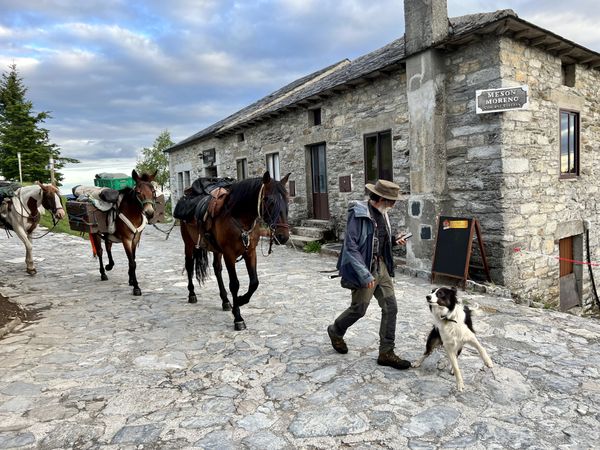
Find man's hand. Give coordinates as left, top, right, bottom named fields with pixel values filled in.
left=395, top=232, right=412, bottom=245
left=366, top=279, right=376, bottom=289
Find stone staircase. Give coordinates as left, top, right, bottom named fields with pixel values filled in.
left=288, top=219, right=331, bottom=249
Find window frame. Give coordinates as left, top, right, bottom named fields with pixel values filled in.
left=266, top=152, right=281, bottom=181
left=559, top=109, right=580, bottom=179
left=236, top=158, right=248, bottom=180
left=363, top=129, right=393, bottom=184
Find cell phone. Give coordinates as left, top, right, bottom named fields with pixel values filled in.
left=400, top=232, right=412, bottom=240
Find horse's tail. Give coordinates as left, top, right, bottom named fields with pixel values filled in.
left=193, top=246, right=210, bottom=284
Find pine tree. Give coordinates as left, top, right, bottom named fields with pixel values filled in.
left=135, top=130, right=173, bottom=191
left=0, top=63, right=78, bottom=184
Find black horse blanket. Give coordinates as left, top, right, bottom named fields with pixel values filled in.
left=173, top=177, right=235, bottom=222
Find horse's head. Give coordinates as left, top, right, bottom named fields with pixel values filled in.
left=260, top=171, right=290, bottom=245
left=37, top=182, right=65, bottom=220
left=132, top=169, right=157, bottom=219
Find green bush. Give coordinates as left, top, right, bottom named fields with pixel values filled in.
left=303, top=241, right=321, bottom=253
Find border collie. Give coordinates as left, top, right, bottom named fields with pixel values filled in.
left=412, top=287, right=493, bottom=391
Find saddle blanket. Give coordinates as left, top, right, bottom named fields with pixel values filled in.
left=72, top=185, right=118, bottom=211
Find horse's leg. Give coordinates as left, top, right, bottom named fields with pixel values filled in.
left=124, top=238, right=141, bottom=296
left=213, top=252, right=231, bottom=311
left=14, top=226, right=35, bottom=274
left=223, top=253, right=245, bottom=330
left=91, top=233, right=108, bottom=280
left=182, top=224, right=197, bottom=304
left=237, top=249, right=259, bottom=306
left=105, top=240, right=114, bottom=271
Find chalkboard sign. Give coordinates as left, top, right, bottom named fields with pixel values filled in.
left=431, top=216, right=490, bottom=286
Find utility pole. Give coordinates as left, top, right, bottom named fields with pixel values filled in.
left=49, top=157, right=55, bottom=185
left=17, top=152, right=23, bottom=183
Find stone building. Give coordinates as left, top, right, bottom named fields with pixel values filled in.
left=165, top=0, right=600, bottom=312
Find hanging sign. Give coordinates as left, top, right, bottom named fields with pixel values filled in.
left=476, top=85, right=528, bottom=114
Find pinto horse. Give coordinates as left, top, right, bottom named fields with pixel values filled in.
left=89, top=170, right=156, bottom=296
left=179, top=171, right=290, bottom=330
left=0, top=182, right=65, bottom=274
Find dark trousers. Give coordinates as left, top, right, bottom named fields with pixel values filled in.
left=332, top=261, right=398, bottom=353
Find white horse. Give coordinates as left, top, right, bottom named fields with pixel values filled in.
left=0, top=182, right=65, bottom=274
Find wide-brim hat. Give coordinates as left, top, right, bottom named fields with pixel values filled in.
left=365, top=179, right=402, bottom=201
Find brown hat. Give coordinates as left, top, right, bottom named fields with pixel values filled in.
left=365, top=179, right=402, bottom=201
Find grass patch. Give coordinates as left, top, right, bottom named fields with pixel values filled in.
left=303, top=241, right=321, bottom=253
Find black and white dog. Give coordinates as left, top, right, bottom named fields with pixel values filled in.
left=412, top=287, right=493, bottom=391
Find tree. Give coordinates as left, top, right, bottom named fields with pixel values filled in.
left=136, top=129, right=172, bottom=191
left=0, top=64, right=78, bottom=184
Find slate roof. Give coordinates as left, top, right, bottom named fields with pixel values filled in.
left=167, top=8, right=600, bottom=152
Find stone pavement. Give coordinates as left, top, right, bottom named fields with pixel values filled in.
left=1, top=226, right=600, bottom=449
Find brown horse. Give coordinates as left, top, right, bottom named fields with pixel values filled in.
left=179, top=172, right=290, bottom=330
left=90, top=170, right=156, bottom=296
left=0, top=182, right=65, bottom=274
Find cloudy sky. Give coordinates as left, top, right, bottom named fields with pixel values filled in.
left=1, top=0, right=599, bottom=192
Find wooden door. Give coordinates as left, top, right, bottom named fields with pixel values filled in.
left=559, top=236, right=579, bottom=311
left=310, top=144, right=329, bottom=220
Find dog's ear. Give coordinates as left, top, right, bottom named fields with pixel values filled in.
left=450, top=286, right=457, bottom=293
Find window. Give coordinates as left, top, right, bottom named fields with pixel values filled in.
left=561, top=63, right=576, bottom=87
left=177, top=172, right=184, bottom=196
left=266, top=152, right=280, bottom=180
left=560, top=110, right=579, bottom=177
left=237, top=132, right=245, bottom=142
left=364, top=130, right=393, bottom=184
left=236, top=158, right=248, bottom=180
left=184, top=171, right=191, bottom=189
left=309, top=108, right=322, bottom=126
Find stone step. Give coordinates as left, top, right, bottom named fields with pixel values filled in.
left=286, top=234, right=320, bottom=249
left=291, top=226, right=324, bottom=239
left=301, top=219, right=331, bottom=229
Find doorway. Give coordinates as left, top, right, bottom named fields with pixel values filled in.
left=310, top=143, right=329, bottom=220
left=559, top=235, right=581, bottom=311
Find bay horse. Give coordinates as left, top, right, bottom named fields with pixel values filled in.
left=0, top=182, right=65, bottom=274
left=179, top=171, right=290, bottom=330
left=89, top=170, right=156, bottom=296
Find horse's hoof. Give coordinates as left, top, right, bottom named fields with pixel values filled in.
left=133, top=288, right=142, bottom=296
left=222, top=302, right=232, bottom=311
left=101, top=274, right=108, bottom=281
left=105, top=264, right=113, bottom=271
left=26, top=268, right=36, bottom=275
left=234, top=321, right=246, bottom=331
left=188, top=295, right=197, bottom=304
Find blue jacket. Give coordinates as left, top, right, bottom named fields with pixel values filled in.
left=336, top=201, right=395, bottom=289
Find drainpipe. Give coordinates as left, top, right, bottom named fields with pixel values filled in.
left=583, top=220, right=600, bottom=309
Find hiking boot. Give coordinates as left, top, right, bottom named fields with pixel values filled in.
left=327, top=325, right=348, bottom=354
left=377, top=350, right=411, bottom=370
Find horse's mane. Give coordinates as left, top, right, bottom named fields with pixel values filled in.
left=227, top=176, right=287, bottom=217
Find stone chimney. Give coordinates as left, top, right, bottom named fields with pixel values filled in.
left=404, top=0, right=449, bottom=55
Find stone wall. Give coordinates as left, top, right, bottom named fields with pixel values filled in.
left=441, top=36, right=505, bottom=281
left=169, top=67, right=410, bottom=233
left=498, top=36, right=600, bottom=310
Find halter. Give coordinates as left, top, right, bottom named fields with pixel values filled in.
left=227, top=182, right=288, bottom=256
left=134, top=183, right=157, bottom=209
left=115, top=185, right=155, bottom=240
left=257, top=183, right=289, bottom=254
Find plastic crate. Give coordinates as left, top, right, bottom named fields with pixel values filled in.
left=93, top=176, right=134, bottom=190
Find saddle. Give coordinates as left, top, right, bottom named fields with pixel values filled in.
left=174, top=177, right=235, bottom=225
left=0, top=182, right=20, bottom=231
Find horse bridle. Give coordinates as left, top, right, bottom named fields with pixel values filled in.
left=13, top=186, right=63, bottom=222
left=257, top=184, right=289, bottom=252
left=134, top=182, right=156, bottom=209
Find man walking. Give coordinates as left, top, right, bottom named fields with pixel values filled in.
left=327, top=179, right=410, bottom=370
